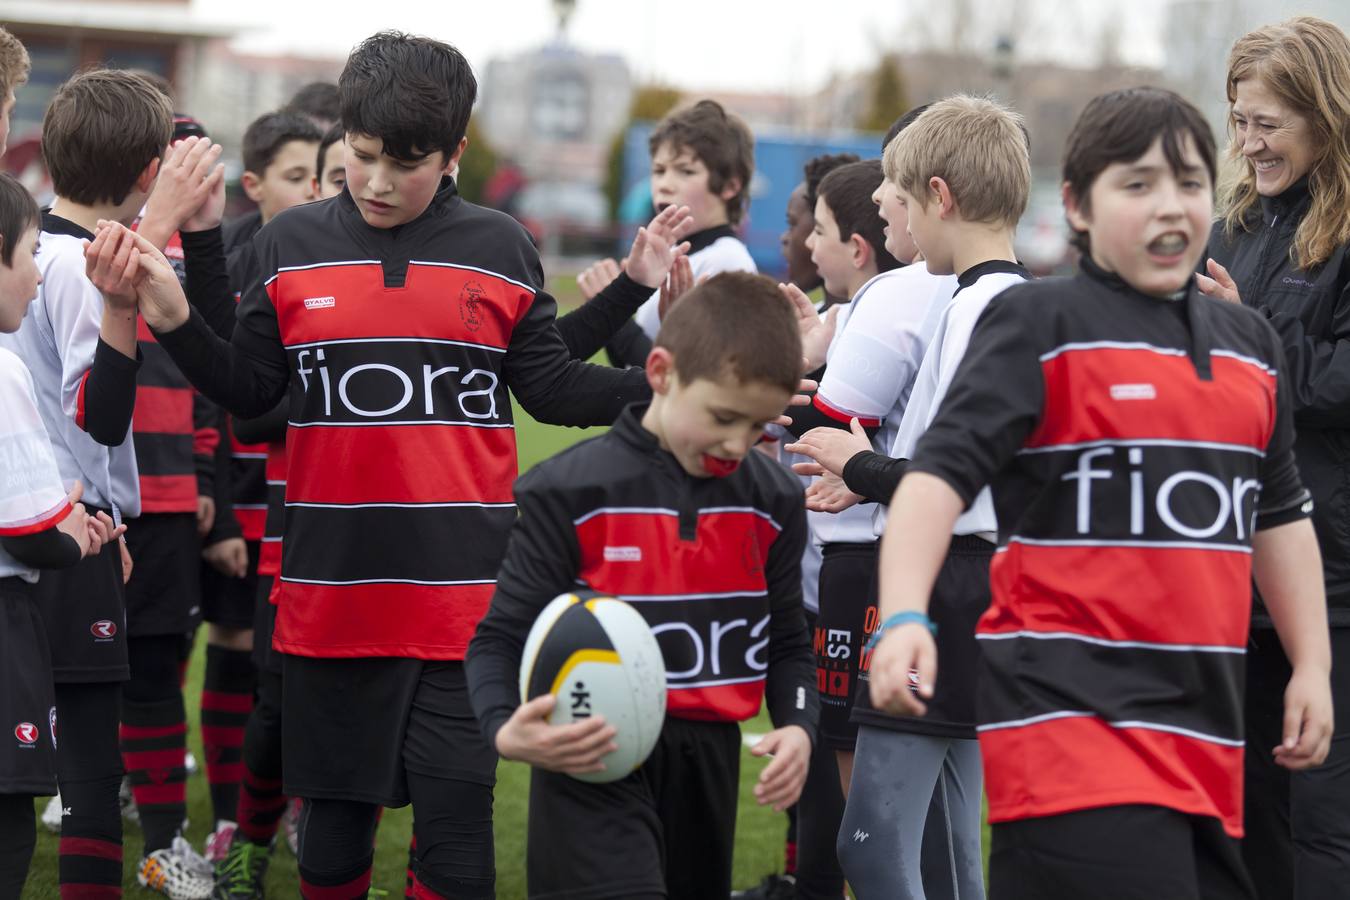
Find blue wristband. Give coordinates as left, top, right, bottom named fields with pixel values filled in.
left=865, top=611, right=937, bottom=652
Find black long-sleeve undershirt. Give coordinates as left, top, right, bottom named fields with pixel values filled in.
left=841, top=450, right=907, bottom=505
left=81, top=338, right=141, bottom=446
left=1, top=528, right=81, bottom=570
left=231, top=402, right=288, bottom=445
left=554, top=272, right=655, bottom=362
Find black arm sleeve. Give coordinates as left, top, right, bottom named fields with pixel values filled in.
left=203, top=413, right=242, bottom=546
left=907, top=294, right=1045, bottom=505
left=180, top=227, right=238, bottom=340
left=466, top=466, right=583, bottom=750
left=554, top=273, right=655, bottom=361
left=193, top=391, right=219, bottom=498
left=231, top=402, right=288, bottom=445
left=504, top=287, right=651, bottom=427
left=80, top=338, right=142, bottom=446
left=1, top=528, right=81, bottom=570
left=762, top=496, right=819, bottom=743
left=1258, top=278, right=1350, bottom=429
left=604, top=319, right=654, bottom=369
left=1255, top=332, right=1313, bottom=530
left=842, top=451, right=908, bottom=505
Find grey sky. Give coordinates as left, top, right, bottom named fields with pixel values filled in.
left=206, top=0, right=1170, bottom=93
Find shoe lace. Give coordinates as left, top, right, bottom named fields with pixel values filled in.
left=218, top=842, right=263, bottom=891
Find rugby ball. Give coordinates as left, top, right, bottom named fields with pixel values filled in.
left=519, top=590, right=666, bottom=783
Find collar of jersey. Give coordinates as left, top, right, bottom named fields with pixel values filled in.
left=41, top=210, right=95, bottom=241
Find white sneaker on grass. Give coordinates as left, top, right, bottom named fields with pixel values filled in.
left=40, top=793, right=63, bottom=833
left=137, top=834, right=215, bottom=899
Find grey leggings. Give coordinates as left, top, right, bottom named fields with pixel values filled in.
left=837, top=726, right=985, bottom=900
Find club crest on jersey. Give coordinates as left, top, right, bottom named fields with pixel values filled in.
left=14, top=723, right=38, bottom=745
left=303, top=296, right=336, bottom=310
left=460, top=281, right=486, bottom=332
left=91, top=620, right=117, bottom=640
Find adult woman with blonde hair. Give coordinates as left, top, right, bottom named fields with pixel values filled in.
left=1201, top=16, right=1350, bottom=900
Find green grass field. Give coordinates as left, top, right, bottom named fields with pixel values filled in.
left=22, top=278, right=794, bottom=898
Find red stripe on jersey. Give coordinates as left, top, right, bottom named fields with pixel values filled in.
left=75, top=369, right=90, bottom=430
left=0, top=500, right=72, bottom=536
left=136, top=316, right=157, bottom=343
left=132, top=385, right=193, bottom=434
left=272, top=581, right=495, bottom=659
left=980, top=713, right=1243, bottom=837
left=668, top=682, right=766, bottom=722
left=194, top=423, right=219, bottom=457
left=577, top=511, right=781, bottom=597
left=258, top=539, right=282, bottom=577
left=983, top=542, right=1252, bottom=648
left=811, top=394, right=881, bottom=428
left=271, top=262, right=533, bottom=350
left=137, top=476, right=198, bottom=514
left=285, top=424, right=517, bottom=504
left=233, top=506, right=266, bottom=542
left=1027, top=349, right=1275, bottom=450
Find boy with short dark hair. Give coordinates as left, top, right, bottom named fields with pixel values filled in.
left=0, top=66, right=170, bottom=899
left=111, top=30, right=683, bottom=899
left=870, top=86, right=1333, bottom=900
left=467, top=272, right=818, bottom=900
left=313, top=123, right=346, bottom=200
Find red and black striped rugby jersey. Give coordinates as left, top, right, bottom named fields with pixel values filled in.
left=466, top=404, right=818, bottom=745
left=154, top=181, right=650, bottom=659
left=909, top=259, right=1310, bottom=837
left=257, top=440, right=285, bottom=584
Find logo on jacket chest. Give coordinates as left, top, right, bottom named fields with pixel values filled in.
left=460, top=281, right=486, bottom=332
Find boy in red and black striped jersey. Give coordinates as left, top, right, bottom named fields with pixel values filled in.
left=870, top=88, right=1334, bottom=900
left=105, top=30, right=698, bottom=900
left=467, top=273, right=818, bottom=900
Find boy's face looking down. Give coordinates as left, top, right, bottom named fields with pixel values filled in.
left=650, top=141, right=736, bottom=233
left=1064, top=133, right=1212, bottom=299
left=872, top=178, right=918, bottom=264
left=642, top=349, right=790, bottom=479
left=316, top=139, right=347, bottom=200
left=244, top=139, right=319, bottom=224
left=0, top=224, right=40, bottom=333
left=345, top=132, right=463, bottom=228
left=807, top=196, right=861, bottom=300
left=780, top=183, right=820, bottom=292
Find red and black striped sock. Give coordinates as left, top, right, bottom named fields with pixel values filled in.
left=299, top=856, right=373, bottom=900
left=236, top=768, right=287, bottom=846
left=119, top=697, right=187, bottom=854
left=201, top=644, right=256, bottom=826
left=57, top=775, right=124, bottom=899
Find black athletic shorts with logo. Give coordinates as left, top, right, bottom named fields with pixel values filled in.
left=124, top=512, right=202, bottom=636
left=33, top=515, right=128, bottom=684
left=527, top=716, right=741, bottom=900
left=0, top=577, right=58, bottom=795
left=851, top=535, right=993, bottom=737
left=251, top=575, right=280, bottom=674
left=281, top=656, right=496, bottom=807
left=815, top=542, right=877, bottom=751
left=201, top=538, right=258, bottom=629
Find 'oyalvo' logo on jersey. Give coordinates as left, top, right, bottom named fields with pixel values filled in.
left=91, top=620, right=117, bottom=640
left=14, top=723, right=38, bottom=744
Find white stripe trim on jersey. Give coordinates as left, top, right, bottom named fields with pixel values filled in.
left=232, top=452, right=269, bottom=460
left=573, top=506, right=680, bottom=526
left=1211, top=348, right=1277, bottom=377
left=265, top=480, right=285, bottom=487
left=618, top=589, right=769, bottom=603
left=281, top=576, right=497, bottom=587
left=285, top=500, right=516, bottom=510
left=1005, top=535, right=1253, bottom=554
left=976, top=630, right=1247, bottom=654
left=285, top=420, right=514, bottom=429
left=1039, top=341, right=1187, bottom=363
left=264, top=259, right=383, bottom=286
left=285, top=336, right=507, bottom=354
left=698, top=505, right=784, bottom=532
left=408, top=260, right=537, bottom=296
left=1017, top=437, right=1265, bottom=458
left=668, top=674, right=767, bottom=689
left=977, top=711, right=1244, bottom=747
left=233, top=504, right=267, bottom=511
left=261, top=537, right=281, bottom=544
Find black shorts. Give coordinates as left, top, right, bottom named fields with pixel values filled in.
left=0, top=577, right=57, bottom=795
left=33, top=522, right=128, bottom=684
left=527, top=716, right=740, bottom=900
left=990, top=805, right=1254, bottom=900
left=815, top=542, right=877, bottom=751
left=201, top=539, right=259, bottom=628
left=281, top=656, right=496, bottom=807
left=851, top=535, right=992, bottom=738
left=124, top=513, right=202, bottom=636
left=251, top=575, right=280, bottom=674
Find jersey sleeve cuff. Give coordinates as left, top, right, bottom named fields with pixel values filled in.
left=1255, top=492, right=1314, bottom=532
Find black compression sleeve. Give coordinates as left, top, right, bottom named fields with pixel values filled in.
left=153, top=307, right=289, bottom=420
left=80, top=338, right=142, bottom=445
left=231, top=402, right=288, bottom=445
left=203, top=416, right=242, bottom=545
left=181, top=227, right=237, bottom=340
left=841, top=451, right=907, bottom=505
left=763, top=497, right=819, bottom=743
left=554, top=273, right=655, bottom=361
left=1, top=527, right=82, bottom=570
left=604, top=319, right=654, bottom=369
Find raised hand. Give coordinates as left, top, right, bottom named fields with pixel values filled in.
left=623, top=204, right=694, bottom=289
left=84, top=226, right=143, bottom=313
left=138, top=136, right=226, bottom=249
left=92, top=221, right=190, bottom=331
left=780, top=282, right=838, bottom=371
left=657, top=254, right=694, bottom=322
left=1196, top=258, right=1241, bottom=304
left=577, top=258, right=621, bottom=301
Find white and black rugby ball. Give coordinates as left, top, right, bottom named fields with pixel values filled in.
left=519, top=590, right=666, bottom=783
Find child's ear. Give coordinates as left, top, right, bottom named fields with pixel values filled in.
left=135, top=157, right=162, bottom=195
left=718, top=176, right=743, bottom=203
left=848, top=233, right=871, bottom=270
left=241, top=171, right=264, bottom=204
left=929, top=176, right=957, bottom=219
left=1062, top=181, right=1091, bottom=233
left=443, top=136, right=469, bottom=176
left=645, top=347, right=676, bottom=395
